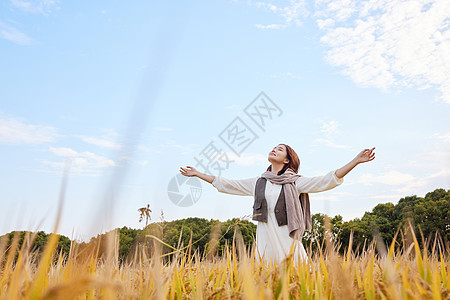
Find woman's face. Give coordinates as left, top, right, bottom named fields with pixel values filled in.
left=268, top=144, right=289, bottom=165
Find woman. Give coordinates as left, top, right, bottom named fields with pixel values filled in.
left=179, top=144, right=375, bottom=265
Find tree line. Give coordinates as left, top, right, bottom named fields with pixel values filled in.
left=2, top=188, right=448, bottom=262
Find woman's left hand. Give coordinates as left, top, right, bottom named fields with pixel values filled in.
left=355, top=147, right=376, bottom=164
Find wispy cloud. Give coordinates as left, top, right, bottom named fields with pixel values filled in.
left=10, top=0, right=60, bottom=16
left=283, top=71, right=302, bottom=79
left=315, top=0, right=450, bottom=103
left=253, top=0, right=309, bottom=29
left=311, top=118, right=348, bottom=149
left=311, top=138, right=349, bottom=149
left=358, top=170, right=416, bottom=186
left=2, top=0, right=60, bottom=45
left=309, top=194, right=341, bottom=202
left=356, top=170, right=427, bottom=200
left=308, top=190, right=352, bottom=202
left=407, top=131, right=450, bottom=170
left=0, top=112, right=59, bottom=144
left=407, top=150, right=450, bottom=169
left=77, top=135, right=121, bottom=150
left=393, top=176, right=438, bottom=195
left=0, top=21, right=35, bottom=45
left=431, top=132, right=450, bottom=143
left=42, top=146, right=116, bottom=175
left=365, top=132, right=450, bottom=199
left=356, top=168, right=443, bottom=199
left=367, top=193, right=405, bottom=200
left=77, top=130, right=151, bottom=154
left=254, top=23, right=287, bottom=29
left=317, top=118, right=341, bottom=137
left=226, top=152, right=269, bottom=166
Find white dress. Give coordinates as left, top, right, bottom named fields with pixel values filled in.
left=211, top=169, right=344, bottom=265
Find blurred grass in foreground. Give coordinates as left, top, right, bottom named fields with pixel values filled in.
left=0, top=218, right=449, bottom=299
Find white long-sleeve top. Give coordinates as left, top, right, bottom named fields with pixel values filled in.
left=211, top=169, right=344, bottom=265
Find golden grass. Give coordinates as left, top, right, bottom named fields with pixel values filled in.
left=1, top=169, right=449, bottom=299
left=0, top=220, right=449, bottom=300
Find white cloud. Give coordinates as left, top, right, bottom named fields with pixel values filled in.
left=78, top=135, right=121, bottom=150
left=311, top=138, right=349, bottom=149
left=77, top=130, right=149, bottom=152
left=428, top=168, right=450, bottom=180
left=226, top=152, right=269, bottom=166
left=316, top=18, right=335, bottom=29
left=394, top=179, right=432, bottom=195
left=45, top=146, right=116, bottom=175
left=358, top=170, right=416, bottom=186
left=284, top=71, right=302, bottom=79
left=315, top=0, right=450, bottom=103
left=367, top=193, right=405, bottom=200
left=49, top=147, right=77, bottom=157
left=368, top=132, right=450, bottom=199
left=0, top=21, right=35, bottom=45
left=389, top=164, right=449, bottom=196
left=310, top=194, right=341, bottom=201
left=310, top=118, right=348, bottom=149
left=10, top=0, right=60, bottom=16
left=431, top=132, right=450, bottom=143
left=407, top=132, right=450, bottom=169
left=254, top=23, right=287, bottom=29
left=0, top=113, right=59, bottom=144
left=318, top=119, right=340, bottom=136
left=248, top=0, right=450, bottom=101
left=308, top=191, right=351, bottom=202
left=407, top=150, right=450, bottom=169
left=253, top=0, right=309, bottom=29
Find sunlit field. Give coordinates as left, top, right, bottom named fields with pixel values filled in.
left=1, top=217, right=449, bottom=300
left=2, top=0, right=450, bottom=299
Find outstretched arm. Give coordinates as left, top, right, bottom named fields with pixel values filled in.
left=180, top=166, right=215, bottom=183
left=335, top=147, right=376, bottom=179
left=179, top=166, right=256, bottom=196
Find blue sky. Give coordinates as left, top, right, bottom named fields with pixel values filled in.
left=1, top=0, right=449, bottom=241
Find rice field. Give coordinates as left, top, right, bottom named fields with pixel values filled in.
left=0, top=220, right=449, bottom=300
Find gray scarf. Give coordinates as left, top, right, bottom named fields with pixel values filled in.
left=260, top=168, right=312, bottom=240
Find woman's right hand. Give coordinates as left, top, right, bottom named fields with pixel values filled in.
left=179, top=166, right=198, bottom=177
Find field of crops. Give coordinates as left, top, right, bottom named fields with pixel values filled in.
left=0, top=221, right=449, bottom=300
